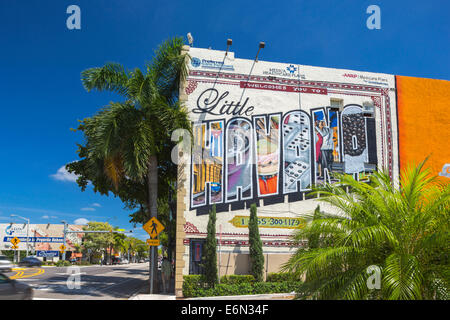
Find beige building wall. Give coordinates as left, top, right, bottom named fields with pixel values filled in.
left=218, top=252, right=292, bottom=280
left=175, top=45, right=399, bottom=297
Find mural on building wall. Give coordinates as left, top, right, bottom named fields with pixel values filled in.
left=254, top=114, right=281, bottom=197
left=225, top=118, right=253, bottom=202
left=283, top=110, right=312, bottom=193
left=189, top=92, right=379, bottom=214
left=191, top=121, right=224, bottom=208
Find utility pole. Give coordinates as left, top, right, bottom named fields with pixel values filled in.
left=61, top=221, right=67, bottom=261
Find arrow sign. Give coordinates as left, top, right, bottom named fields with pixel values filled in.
left=143, top=217, right=165, bottom=239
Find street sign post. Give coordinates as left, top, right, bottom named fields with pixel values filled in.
left=143, top=217, right=165, bottom=239
left=143, top=217, right=165, bottom=294
left=59, top=244, right=66, bottom=254
left=10, top=236, right=20, bottom=247
left=10, top=237, right=20, bottom=263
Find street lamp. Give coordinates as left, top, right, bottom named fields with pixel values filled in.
left=10, top=214, right=30, bottom=258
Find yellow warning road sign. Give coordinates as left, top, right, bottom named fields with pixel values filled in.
left=10, top=237, right=20, bottom=246
left=146, top=239, right=160, bottom=246
left=11, top=244, right=19, bottom=250
left=143, top=217, right=165, bottom=239
left=59, top=244, right=66, bottom=253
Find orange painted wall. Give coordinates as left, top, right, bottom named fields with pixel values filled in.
left=396, top=75, right=450, bottom=181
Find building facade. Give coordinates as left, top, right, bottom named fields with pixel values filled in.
left=0, top=223, right=83, bottom=260
left=174, top=46, right=450, bottom=297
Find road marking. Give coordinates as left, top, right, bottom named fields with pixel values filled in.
left=10, top=271, right=24, bottom=279
left=55, top=272, right=86, bottom=276
left=20, top=268, right=45, bottom=278
left=11, top=268, right=45, bottom=279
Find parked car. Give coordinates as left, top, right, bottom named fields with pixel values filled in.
left=121, top=259, right=129, bottom=264
left=138, top=259, right=145, bottom=263
left=0, top=256, right=13, bottom=272
left=112, top=257, right=122, bottom=265
left=18, top=257, right=42, bottom=268
left=0, top=272, right=33, bottom=300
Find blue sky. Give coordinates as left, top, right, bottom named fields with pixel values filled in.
left=0, top=0, right=449, bottom=240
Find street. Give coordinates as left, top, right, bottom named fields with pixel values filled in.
left=4, top=263, right=150, bottom=300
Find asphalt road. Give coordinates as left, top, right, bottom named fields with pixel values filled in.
left=4, top=263, right=151, bottom=300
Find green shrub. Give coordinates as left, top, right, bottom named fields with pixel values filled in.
left=182, top=275, right=302, bottom=298
left=182, top=275, right=208, bottom=298
left=55, top=260, right=71, bottom=267
left=204, top=205, right=218, bottom=287
left=266, top=272, right=299, bottom=282
left=249, top=204, right=264, bottom=282
left=220, top=274, right=255, bottom=285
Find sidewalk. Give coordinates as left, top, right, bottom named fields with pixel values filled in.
left=129, top=271, right=176, bottom=300
left=129, top=293, right=176, bottom=300
left=184, top=293, right=296, bottom=300
left=129, top=292, right=295, bottom=300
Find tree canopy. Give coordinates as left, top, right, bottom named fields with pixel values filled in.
left=66, top=37, right=191, bottom=227
left=282, top=159, right=449, bottom=300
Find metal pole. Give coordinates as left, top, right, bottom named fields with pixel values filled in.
left=26, top=218, right=29, bottom=257
left=219, top=224, right=222, bottom=283
left=149, top=247, right=153, bottom=294
left=62, top=222, right=67, bottom=261
left=150, top=246, right=157, bottom=294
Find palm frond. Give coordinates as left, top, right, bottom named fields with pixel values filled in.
left=81, top=63, right=130, bottom=97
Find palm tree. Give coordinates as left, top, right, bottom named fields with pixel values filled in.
left=282, top=159, right=449, bottom=299
left=69, top=37, right=191, bottom=289
left=77, top=37, right=190, bottom=219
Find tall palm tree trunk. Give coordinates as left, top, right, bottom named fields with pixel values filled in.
left=148, top=155, right=158, bottom=219
left=147, top=154, right=159, bottom=293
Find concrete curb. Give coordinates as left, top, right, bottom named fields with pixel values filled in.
left=128, top=283, right=148, bottom=300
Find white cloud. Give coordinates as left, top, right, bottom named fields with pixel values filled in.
left=81, top=207, right=96, bottom=212
left=50, top=165, right=79, bottom=183
left=74, top=218, right=89, bottom=225
left=41, top=215, right=58, bottom=219
left=0, top=206, right=109, bottom=220
left=91, top=203, right=101, bottom=207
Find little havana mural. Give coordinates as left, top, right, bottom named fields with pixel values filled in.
left=190, top=95, right=378, bottom=214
